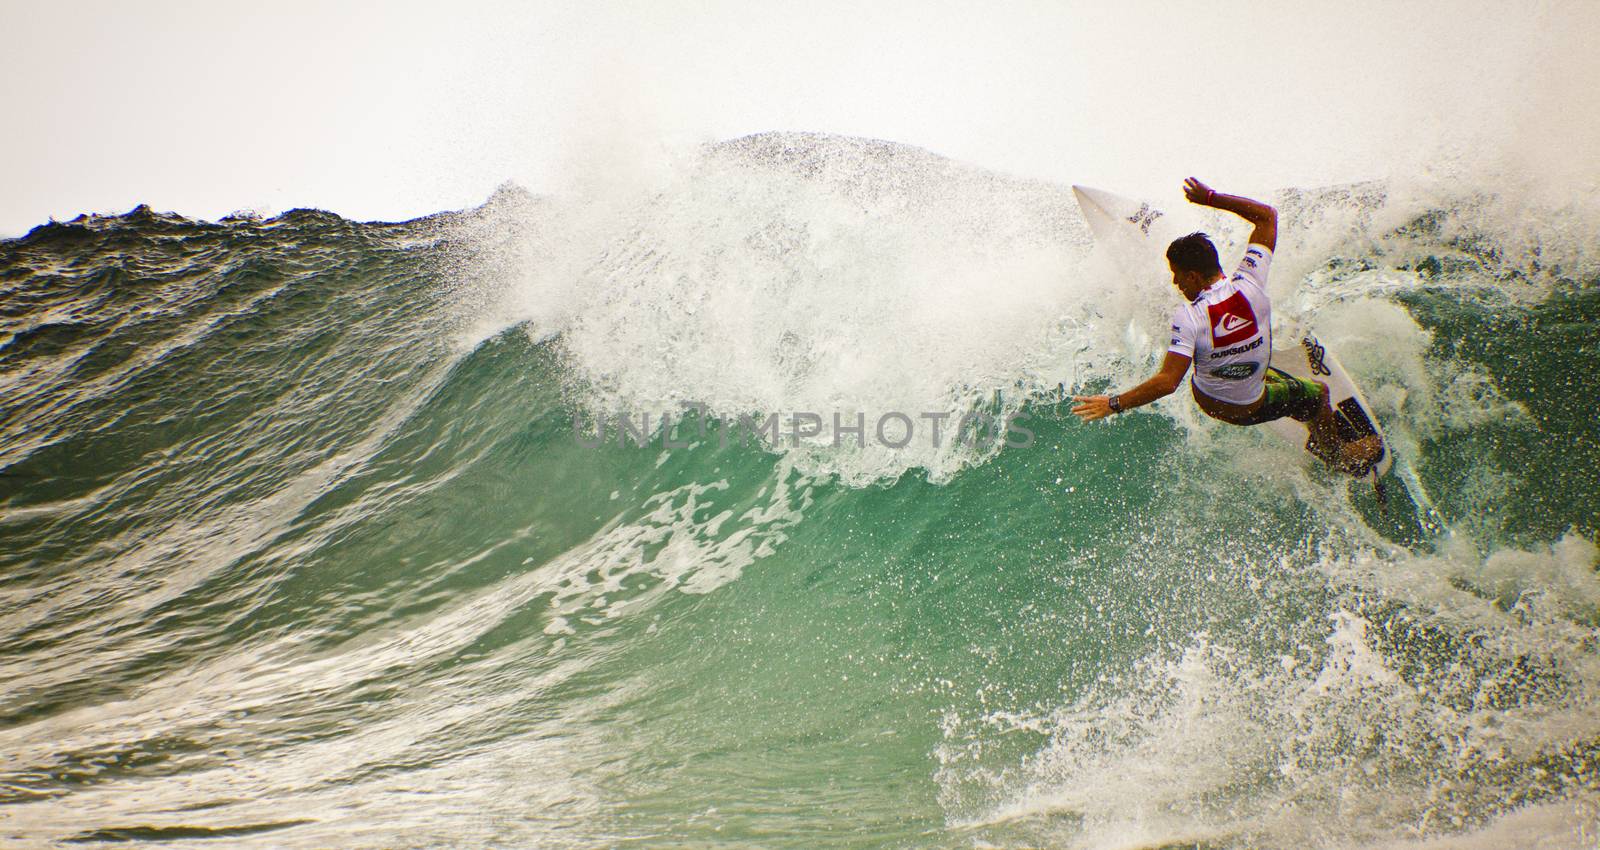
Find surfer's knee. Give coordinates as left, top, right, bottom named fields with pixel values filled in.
left=1285, top=379, right=1328, bottom=423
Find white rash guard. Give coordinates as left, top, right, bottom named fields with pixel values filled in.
left=1168, top=244, right=1274, bottom=406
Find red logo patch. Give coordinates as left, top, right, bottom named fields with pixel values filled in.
left=1207, top=291, right=1259, bottom=346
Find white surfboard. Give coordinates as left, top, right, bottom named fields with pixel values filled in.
left=1072, top=185, right=1392, bottom=478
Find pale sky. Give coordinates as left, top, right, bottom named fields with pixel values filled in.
left=3, top=0, right=1595, bottom=235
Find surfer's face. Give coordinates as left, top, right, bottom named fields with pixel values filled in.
left=1169, top=260, right=1202, bottom=298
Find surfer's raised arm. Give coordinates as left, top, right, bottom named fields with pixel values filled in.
left=1183, top=177, right=1277, bottom=252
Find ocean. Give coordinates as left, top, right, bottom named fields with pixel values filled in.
left=2, top=133, right=1597, bottom=849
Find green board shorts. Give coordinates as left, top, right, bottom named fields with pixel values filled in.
left=1233, top=368, right=1326, bottom=426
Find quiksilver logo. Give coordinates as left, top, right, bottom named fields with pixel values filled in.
left=1209, top=336, right=1264, bottom=359
left=1215, top=313, right=1251, bottom=335
left=1206, top=290, right=1258, bottom=346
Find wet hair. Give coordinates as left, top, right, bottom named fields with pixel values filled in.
left=1166, top=232, right=1222, bottom=275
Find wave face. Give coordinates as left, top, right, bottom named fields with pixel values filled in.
left=2, top=135, right=1598, bottom=849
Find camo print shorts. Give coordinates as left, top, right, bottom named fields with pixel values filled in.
left=1234, top=368, right=1325, bottom=426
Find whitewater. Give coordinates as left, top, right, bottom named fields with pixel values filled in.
left=2, top=129, right=1598, bottom=850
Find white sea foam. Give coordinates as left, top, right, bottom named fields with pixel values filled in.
left=940, top=533, right=1600, bottom=849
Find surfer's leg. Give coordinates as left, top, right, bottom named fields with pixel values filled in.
left=1291, top=377, right=1343, bottom=465
left=1303, top=386, right=1383, bottom=474
left=1258, top=371, right=1383, bottom=474
left=1304, top=398, right=1342, bottom=465
left=1306, top=383, right=1382, bottom=473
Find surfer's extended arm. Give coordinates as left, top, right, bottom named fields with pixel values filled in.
left=1071, top=352, right=1192, bottom=421
left=1183, top=178, right=1277, bottom=251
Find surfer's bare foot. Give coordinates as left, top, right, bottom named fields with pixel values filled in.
left=1305, top=436, right=1339, bottom=465
left=1336, top=435, right=1383, bottom=475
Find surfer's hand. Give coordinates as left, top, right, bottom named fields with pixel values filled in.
left=1071, top=395, right=1114, bottom=421
left=1183, top=177, right=1215, bottom=206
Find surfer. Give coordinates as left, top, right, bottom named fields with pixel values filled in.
left=1071, top=178, right=1381, bottom=474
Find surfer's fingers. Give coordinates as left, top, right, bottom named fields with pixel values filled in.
left=1070, top=397, right=1109, bottom=421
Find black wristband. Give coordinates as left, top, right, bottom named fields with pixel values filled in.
left=1108, top=394, right=1123, bottom=413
